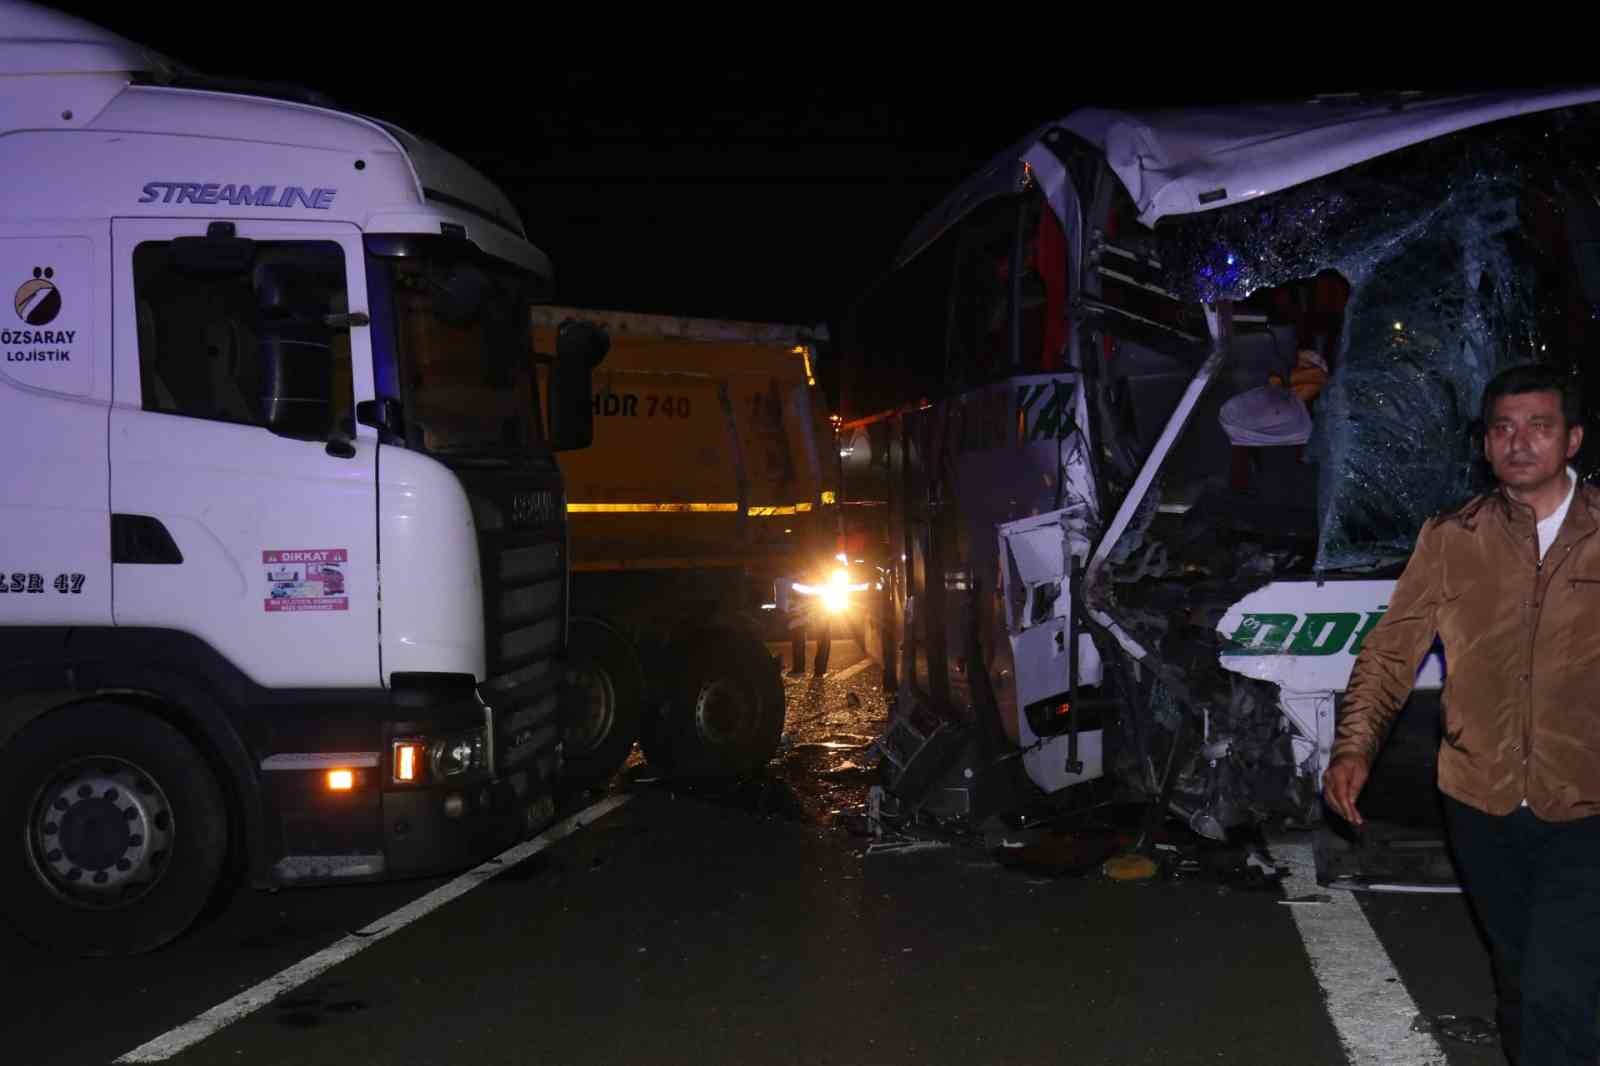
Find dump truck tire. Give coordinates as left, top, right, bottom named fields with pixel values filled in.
left=561, top=617, right=643, bottom=789
left=666, top=627, right=786, bottom=777
left=0, top=702, right=229, bottom=956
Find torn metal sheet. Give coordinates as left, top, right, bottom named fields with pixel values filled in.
left=1055, top=90, right=1600, bottom=225
left=998, top=508, right=1107, bottom=794
left=1216, top=578, right=1446, bottom=779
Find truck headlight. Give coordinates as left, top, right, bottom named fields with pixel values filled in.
left=431, top=729, right=487, bottom=779
left=821, top=568, right=852, bottom=613
left=793, top=567, right=872, bottom=615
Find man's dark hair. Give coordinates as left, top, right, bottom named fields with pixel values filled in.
left=1480, top=362, right=1585, bottom=429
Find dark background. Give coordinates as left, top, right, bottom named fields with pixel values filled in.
left=43, top=6, right=1582, bottom=399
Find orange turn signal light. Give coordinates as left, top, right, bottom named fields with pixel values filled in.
left=326, top=769, right=355, bottom=791
left=393, top=741, right=423, bottom=783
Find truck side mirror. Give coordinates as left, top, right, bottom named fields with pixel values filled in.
left=549, top=318, right=609, bottom=452
left=253, top=255, right=353, bottom=450
left=356, top=397, right=405, bottom=443
left=260, top=324, right=334, bottom=443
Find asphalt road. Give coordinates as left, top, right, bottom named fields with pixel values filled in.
left=0, top=640, right=1508, bottom=1066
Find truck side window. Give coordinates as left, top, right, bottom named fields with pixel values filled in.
left=133, top=240, right=353, bottom=436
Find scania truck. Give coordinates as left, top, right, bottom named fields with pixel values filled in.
left=0, top=3, right=603, bottom=954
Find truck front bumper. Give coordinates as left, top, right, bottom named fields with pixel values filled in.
left=263, top=677, right=560, bottom=887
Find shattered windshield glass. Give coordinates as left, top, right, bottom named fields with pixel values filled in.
left=1149, top=105, right=1600, bottom=571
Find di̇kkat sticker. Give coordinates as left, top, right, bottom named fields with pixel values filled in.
left=263, top=549, right=348, bottom=612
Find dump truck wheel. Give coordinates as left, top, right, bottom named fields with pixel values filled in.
left=0, top=702, right=229, bottom=956
left=667, top=628, right=786, bottom=777
left=561, top=618, right=643, bottom=789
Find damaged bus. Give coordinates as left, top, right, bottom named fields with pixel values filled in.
left=842, top=90, right=1600, bottom=887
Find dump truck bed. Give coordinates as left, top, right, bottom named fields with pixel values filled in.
left=531, top=306, right=834, bottom=576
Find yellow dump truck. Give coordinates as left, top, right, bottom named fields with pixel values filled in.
left=530, top=307, right=843, bottom=784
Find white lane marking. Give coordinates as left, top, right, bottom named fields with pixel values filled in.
left=1360, top=883, right=1461, bottom=895
left=117, top=794, right=633, bottom=1063
left=828, top=658, right=874, bottom=684
left=1274, top=838, right=1445, bottom=1066
left=260, top=752, right=380, bottom=771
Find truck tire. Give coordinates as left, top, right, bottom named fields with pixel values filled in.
left=666, top=627, right=786, bottom=777
left=561, top=617, right=643, bottom=789
left=0, top=702, right=229, bottom=956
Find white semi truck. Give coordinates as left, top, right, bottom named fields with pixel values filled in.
left=0, top=3, right=605, bottom=954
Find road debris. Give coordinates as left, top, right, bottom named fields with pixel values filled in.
left=1410, top=1013, right=1498, bottom=1047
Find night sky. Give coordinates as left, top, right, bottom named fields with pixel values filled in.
left=43, top=6, right=1583, bottom=375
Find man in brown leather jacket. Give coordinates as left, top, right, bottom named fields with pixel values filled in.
left=1325, top=363, right=1600, bottom=1066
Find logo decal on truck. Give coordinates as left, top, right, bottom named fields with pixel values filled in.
left=0, top=238, right=89, bottom=394
left=510, top=490, right=557, bottom=527
left=13, top=266, right=60, bottom=326
left=4, top=267, right=73, bottom=363
left=137, top=182, right=338, bottom=210
left=264, top=549, right=349, bottom=612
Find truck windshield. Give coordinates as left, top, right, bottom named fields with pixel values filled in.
left=367, top=238, right=545, bottom=461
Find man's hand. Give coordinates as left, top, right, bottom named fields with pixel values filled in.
left=1323, top=755, right=1370, bottom=826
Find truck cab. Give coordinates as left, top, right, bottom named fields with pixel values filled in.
left=0, top=4, right=601, bottom=954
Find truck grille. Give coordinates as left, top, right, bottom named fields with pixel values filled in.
left=461, top=474, right=568, bottom=781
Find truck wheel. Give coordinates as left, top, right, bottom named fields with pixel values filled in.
left=561, top=617, right=643, bottom=789
left=667, top=628, right=786, bottom=777
left=0, top=702, right=229, bottom=956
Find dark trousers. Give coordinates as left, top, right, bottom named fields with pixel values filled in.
left=1444, top=795, right=1600, bottom=1066
left=789, top=615, right=831, bottom=675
